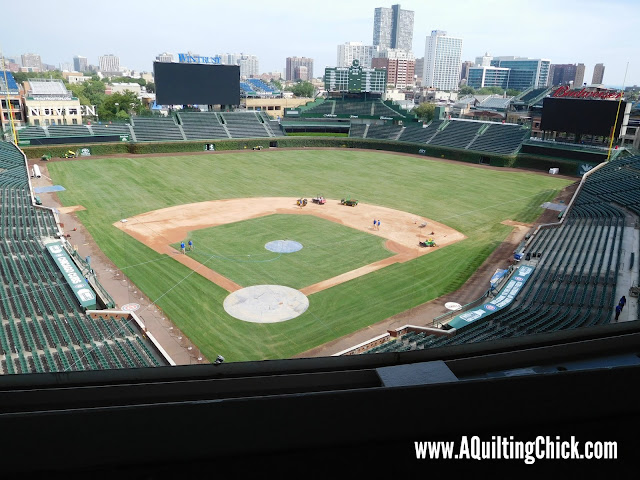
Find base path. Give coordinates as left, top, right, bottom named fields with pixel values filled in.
left=114, top=197, right=466, bottom=294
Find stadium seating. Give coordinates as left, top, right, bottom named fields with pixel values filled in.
left=397, top=120, right=443, bottom=143
left=0, top=140, right=168, bottom=374
left=132, top=116, right=185, bottom=142
left=219, top=111, right=273, bottom=138
left=46, top=125, right=93, bottom=138
left=467, top=124, right=529, bottom=154
left=178, top=112, right=230, bottom=140
left=365, top=154, right=640, bottom=355
left=16, top=126, right=48, bottom=141
left=429, top=120, right=482, bottom=149
left=247, top=78, right=276, bottom=94
left=90, top=123, right=134, bottom=138
left=364, top=124, right=404, bottom=140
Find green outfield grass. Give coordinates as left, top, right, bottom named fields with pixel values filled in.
left=171, top=214, right=392, bottom=289
left=47, top=149, right=573, bottom=362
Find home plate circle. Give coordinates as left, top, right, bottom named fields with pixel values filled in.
left=223, top=285, right=309, bottom=323
left=265, top=240, right=303, bottom=253
left=445, top=302, right=462, bottom=311
left=121, top=303, right=140, bottom=312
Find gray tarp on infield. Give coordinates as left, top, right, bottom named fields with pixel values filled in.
left=223, top=285, right=309, bottom=323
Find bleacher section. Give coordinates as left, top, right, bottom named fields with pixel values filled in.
left=297, top=99, right=409, bottom=120
left=467, top=124, right=529, bottom=154
left=364, top=155, right=640, bottom=355
left=395, top=119, right=527, bottom=154
left=219, top=112, right=272, bottom=138
left=429, top=120, right=483, bottom=149
left=16, top=126, right=48, bottom=141
left=350, top=124, right=404, bottom=140
left=90, top=123, right=134, bottom=138
left=132, top=116, right=185, bottom=142
left=398, top=121, right=443, bottom=143
left=178, top=112, right=230, bottom=140
left=46, top=125, right=93, bottom=137
left=513, top=87, right=553, bottom=106
left=247, top=78, right=276, bottom=94
left=0, top=141, right=168, bottom=374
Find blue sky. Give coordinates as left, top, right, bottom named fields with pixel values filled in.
left=2, top=0, right=638, bottom=86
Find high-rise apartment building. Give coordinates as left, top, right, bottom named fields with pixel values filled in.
left=423, top=30, right=463, bottom=91
left=21, top=53, right=42, bottom=71
left=592, top=63, right=605, bottom=84
left=336, top=42, right=377, bottom=68
left=218, top=53, right=259, bottom=78
left=373, top=4, right=414, bottom=52
left=156, top=52, right=174, bottom=63
left=286, top=57, right=314, bottom=81
left=295, top=66, right=309, bottom=82
left=371, top=48, right=415, bottom=88
left=73, top=56, right=87, bottom=72
left=99, top=54, right=120, bottom=74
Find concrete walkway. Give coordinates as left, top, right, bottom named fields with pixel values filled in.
left=613, top=210, right=639, bottom=323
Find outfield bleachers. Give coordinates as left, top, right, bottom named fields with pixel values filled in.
left=178, top=112, right=230, bottom=140
left=467, top=124, right=529, bottom=154
left=132, top=116, right=185, bottom=142
left=365, top=124, right=404, bottom=140
left=16, top=126, right=48, bottom=141
left=90, top=123, right=133, bottom=138
left=219, top=111, right=272, bottom=138
left=46, top=125, right=93, bottom=138
left=429, top=120, right=482, bottom=149
left=0, top=140, right=169, bottom=374
left=365, top=155, right=639, bottom=355
left=247, top=78, right=276, bottom=93
left=397, top=120, right=443, bottom=143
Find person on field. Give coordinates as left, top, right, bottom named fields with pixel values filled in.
left=615, top=304, right=621, bottom=320
left=373, top=219, right=377, bottom=230
left=377, top=220, right=381, bottom=230
left=181, top=242, right=185, bottom=254
left=619, top=296, right=626, bottom=310
left=188, top=240, right=193, bottom=251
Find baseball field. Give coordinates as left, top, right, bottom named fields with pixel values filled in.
left=47, top=149, right=573, bottom=362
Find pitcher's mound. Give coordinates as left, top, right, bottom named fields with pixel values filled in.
left=265, top=240, right=303, bottom=253
left=223, top=285, right=309, bottom=323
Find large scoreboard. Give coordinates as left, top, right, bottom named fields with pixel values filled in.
left=325, top=60, right=387, bottom=94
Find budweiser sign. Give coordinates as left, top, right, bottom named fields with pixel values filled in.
left=552, top=85, right=623, bottom=99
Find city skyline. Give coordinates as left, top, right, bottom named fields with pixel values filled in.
left=1, top=0, right=638, bottom=87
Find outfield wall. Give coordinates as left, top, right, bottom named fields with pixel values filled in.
left=20, top=137, right=587, bottom=175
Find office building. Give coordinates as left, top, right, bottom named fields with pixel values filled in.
left=218, top=53, right=259, bottom=78
left=73, top=55, right=88, bottom=72
left=592, top=63, right=605, bottom=84
left=337, top=42, right=377, bottom=68
left=467, top=66, right=510, bottom=89
left=423, top=30, right=463, bottom=91
left=286, top=57, right=314, bottom=81
left=99, top=54, right=120, bottom=74
left=490, top=56, right=551, bottom=90
left=475, top=53, right=493, bottom=67
left=373, top=4, right=414, bottom=52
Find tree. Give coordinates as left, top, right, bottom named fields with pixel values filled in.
left=272, top=80, right=283, bottom=91
left=412, top=102, right=436, bottom=122
left=506, top=89, right=521, bottom=97
left=477, top=86, right=504, bottom=95
left=97, top=91, right=143, bottom=121
left=458, top=86, right=475, bottom=96
left=145, top=82, right=155, bottom=93
left=286, top=81, right=314, bottom=98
